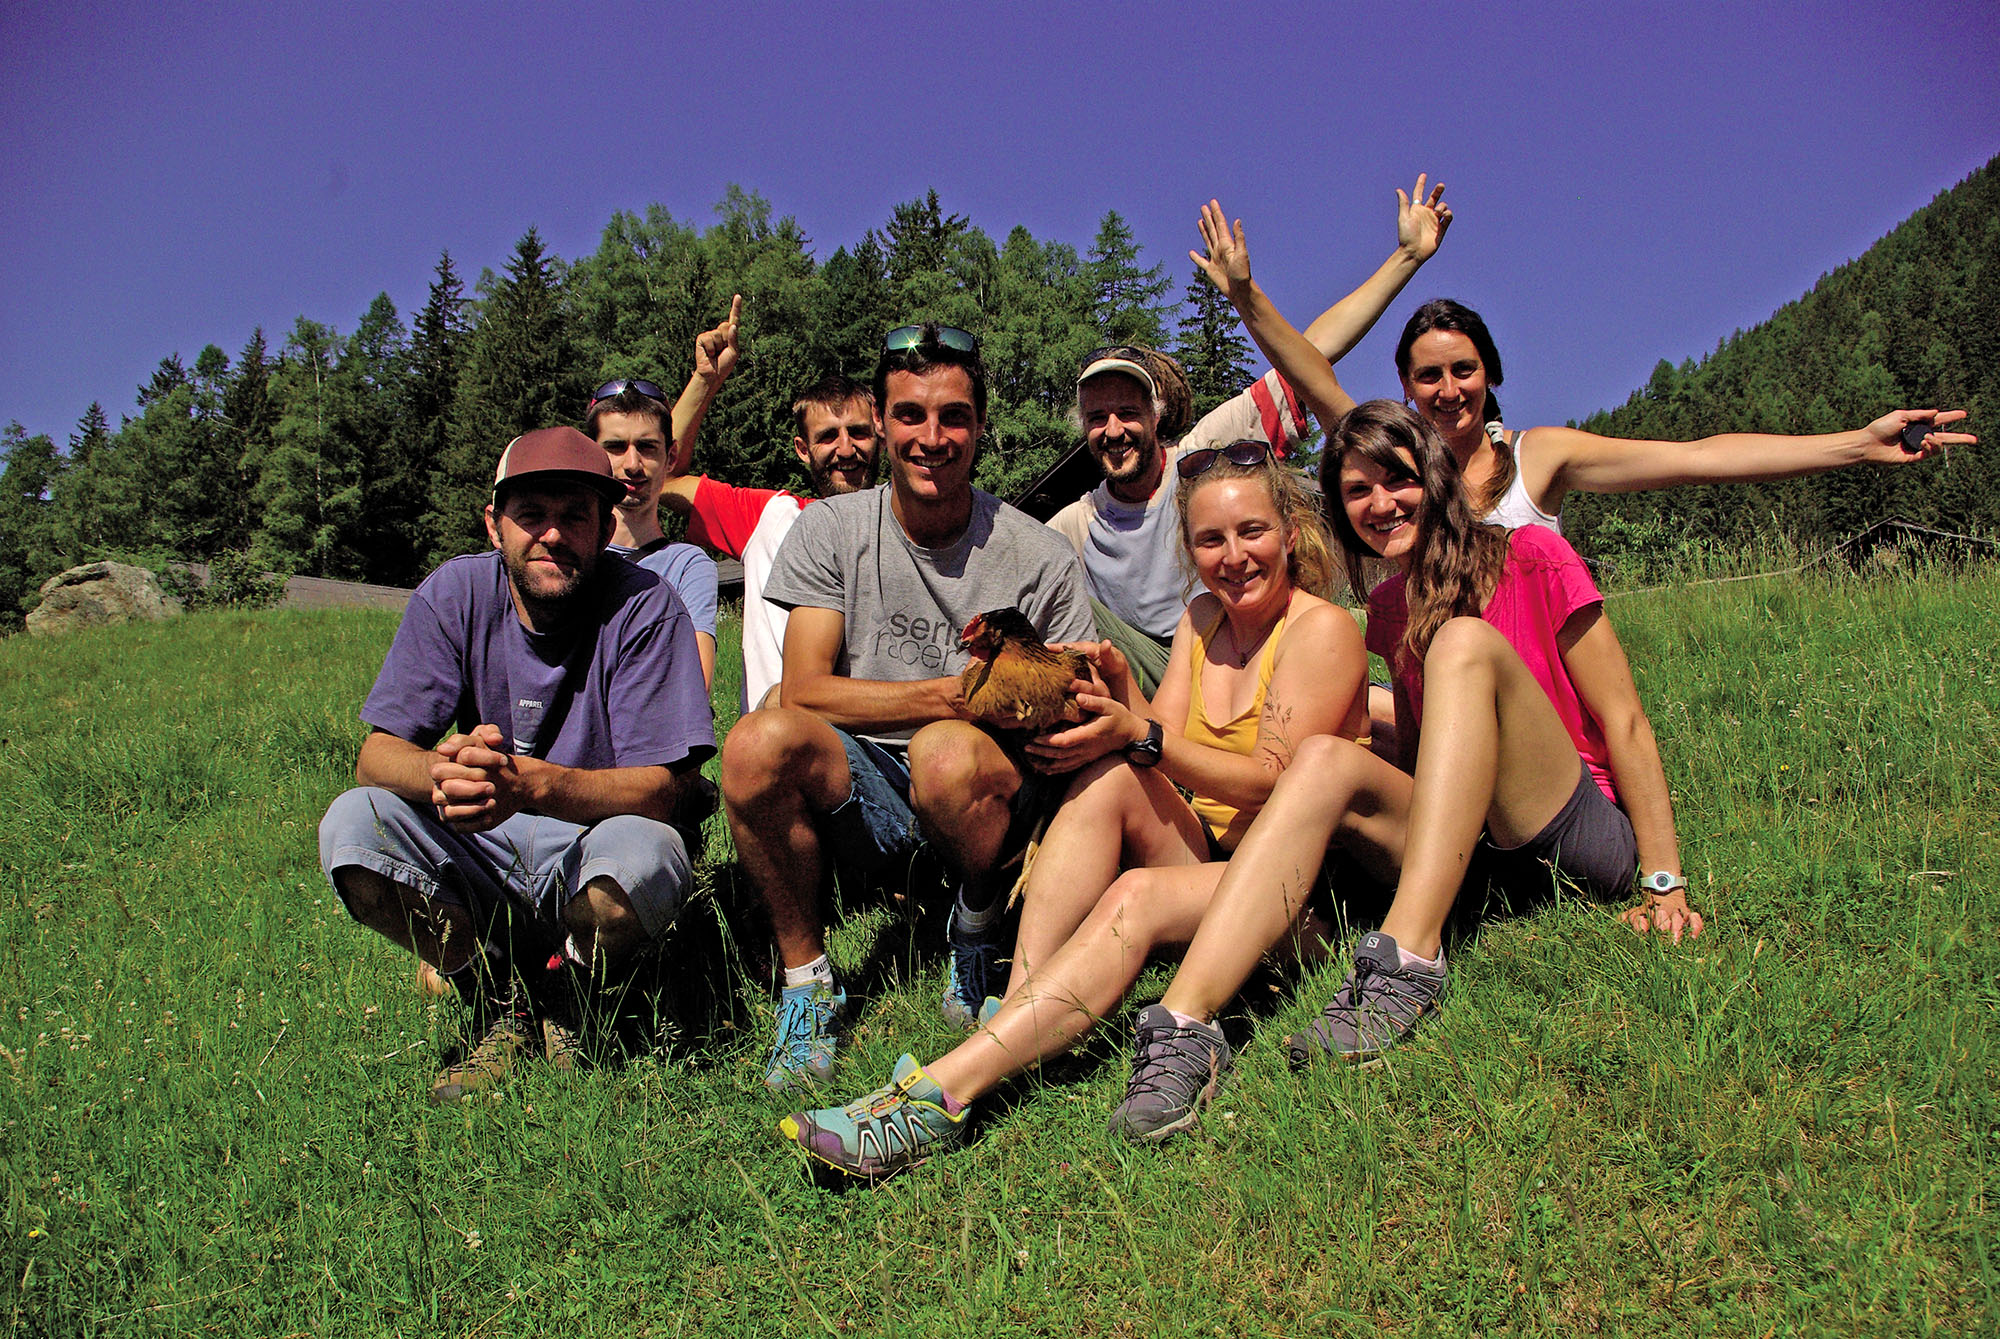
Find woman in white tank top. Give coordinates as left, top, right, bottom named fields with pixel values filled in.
left=1191, top=198, right=1974, bottom=536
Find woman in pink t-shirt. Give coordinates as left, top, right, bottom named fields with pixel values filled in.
left=1098, top=400, right=1705, bottom=1142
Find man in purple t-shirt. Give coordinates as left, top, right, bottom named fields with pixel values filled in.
left=317, top=427, right=713, bottom=1103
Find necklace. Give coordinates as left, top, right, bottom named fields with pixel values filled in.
left=1226, top=612, right=1280, bottom=668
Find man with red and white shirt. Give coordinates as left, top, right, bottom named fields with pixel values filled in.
left=656, top=301, right=880, bottom=710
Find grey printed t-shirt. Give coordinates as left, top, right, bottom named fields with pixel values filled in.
left=764, top=484, right=1095, bottom=747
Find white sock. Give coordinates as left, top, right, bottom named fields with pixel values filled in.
left=1398, top=943, right=1445, bottom=972
left=1167, top=1008, right=1213, bottom=1032
left=953, top=897, right=1000, bottom=935
left=782, top=955, right=835, bottom=990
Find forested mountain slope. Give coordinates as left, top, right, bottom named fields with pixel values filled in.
left=1564, top=154, right=1998, bottom=556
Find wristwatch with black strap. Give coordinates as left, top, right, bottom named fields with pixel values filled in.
left=1124, top=719, right=1164, bottom=768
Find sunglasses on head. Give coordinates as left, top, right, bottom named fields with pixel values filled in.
left=1177, top=440, right=1272, bottom=480
left=883, top=325, right=979, bottom=356
left=587, top=378, right=669, bottom=413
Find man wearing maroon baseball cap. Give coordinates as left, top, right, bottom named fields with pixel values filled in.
left=317, top=425, right=714, bottom=1103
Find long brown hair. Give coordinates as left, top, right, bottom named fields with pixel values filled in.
left=1396, top=299, right=1513, bottom=515
left=1176, top=451, right=1338, bottom=602
left=1320, top=400, right=1507, bottom=672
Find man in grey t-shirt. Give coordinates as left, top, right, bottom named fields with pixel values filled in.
left=722, top=324, right=1095, bottom=1088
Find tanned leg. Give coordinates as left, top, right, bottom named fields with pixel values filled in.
left=720, top=707, right=855, bottom=970
left=924, top=863, right=1225, bottom=1103
left=1376, top=617, right=1586, bottom=958
left=995, top=753, right=1208, bottom=991
left=1158, top=736, right=1411, bottom=1021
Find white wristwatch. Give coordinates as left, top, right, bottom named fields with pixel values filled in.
left=1639, top=870, right=1687, bottom=895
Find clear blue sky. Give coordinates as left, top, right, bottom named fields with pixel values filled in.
left=3, top=1, right=1995, bottom=450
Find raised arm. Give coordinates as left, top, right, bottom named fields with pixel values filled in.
left=666, top=293, right=742, bottom=478
left=1193, top=200, right=1360, bottom=431
left=1298, top=175, right=1452, bottom=362
left=1531, top=410, right=1978, bottom=515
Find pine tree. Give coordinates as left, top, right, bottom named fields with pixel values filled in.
left=1173, top=266, right=1254, bottom=421
left=52, top=402, right=110, bottom=558
left=1087, top=211, right=1173, bottom=348
left=224, top=329, right=277, bottom=550
left=0, top=423, right=67, bottom=628
left=430, top=229, right=582, bottom=564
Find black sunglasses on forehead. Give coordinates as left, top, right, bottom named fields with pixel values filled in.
left=1176, top=440, right=1273, bottom=480
left=882, top=324, right=979, bottom=356
left=587, top=378, right=669, bottom=413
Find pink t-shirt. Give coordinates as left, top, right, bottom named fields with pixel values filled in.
left=1365, top=525, right=1616, bottom=802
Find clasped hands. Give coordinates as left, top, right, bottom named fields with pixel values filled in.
left=430, top=723, right=531, bottom=833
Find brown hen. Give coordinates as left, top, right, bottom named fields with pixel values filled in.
left=958, top=607, right=1090, bottom=732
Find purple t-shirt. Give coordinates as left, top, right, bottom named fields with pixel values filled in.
left=1366, top=525, right=1615, bottom=801
left=361, top=550, right=713, bottom=772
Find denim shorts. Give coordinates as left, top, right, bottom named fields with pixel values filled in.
left=822, top=730, right=927, bottom=880
left=318, top=786, right=692, bottom=943
left=820, top=727, right=1063, bottom=890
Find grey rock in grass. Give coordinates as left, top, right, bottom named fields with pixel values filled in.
left=26, top=561, right=183, bottom=637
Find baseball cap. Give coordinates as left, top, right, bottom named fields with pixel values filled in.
left=1076, top=346, right=1159, bottom=399
left=491, top=427, right=626, bottom=505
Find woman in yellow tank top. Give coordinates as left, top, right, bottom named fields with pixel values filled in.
left=779, top=443, right=1372, bottom=1179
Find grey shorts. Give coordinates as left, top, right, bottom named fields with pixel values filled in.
left=318, top=786, right=693, bottom=942
left=1480, top=762, right=1637, bottom=902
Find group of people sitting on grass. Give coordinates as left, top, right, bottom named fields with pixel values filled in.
left=315, top=177, right=1974, bottom=1178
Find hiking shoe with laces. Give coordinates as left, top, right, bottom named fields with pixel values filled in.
left=764, top=980, right=846, bottom=1089
left=430, top=1011, right=535, bottom=1104
left=541, top=1017, right=586, bottom=1073
left=1286, top=931, right=1446, bottom=1067
left=1106, top=1004, right=1233, bottom=1142
left=942, top=903, right=1005, bottom=1030
left=778, top=1054, right=967, bottom=1179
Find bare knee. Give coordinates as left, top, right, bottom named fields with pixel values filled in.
left=721, top=708, right=834, bottom=807
left=1089, top=869, right=1174, bottom=957
left=1286, top=734, right=1377, bottom=789
left=1422, top=616, right=1510, bottom=678
left=562, top=876, right=647, bottom=965
left=906, top=721, right=1018, bottom=818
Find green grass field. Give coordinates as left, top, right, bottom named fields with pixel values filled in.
left=2, top=565, right=1995, bottom=1336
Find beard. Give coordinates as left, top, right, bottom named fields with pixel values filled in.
left=1094, top=434, right=1159, bottom=490
left=811, top=453, right=874, bottom=497
left=502, top=543, right=596, bottom=622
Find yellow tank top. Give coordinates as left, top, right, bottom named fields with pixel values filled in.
left=1186, top=607, right=1287, bottom=849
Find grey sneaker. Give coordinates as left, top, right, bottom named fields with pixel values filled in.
left=1106, top=1005, right=1233, bottom=1142
left=1286, top=931, right=1446, bottom=1067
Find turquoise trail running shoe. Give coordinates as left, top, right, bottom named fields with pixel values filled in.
left=764, top=980, right=846, bottom=1090
left=778, top=1054, right=967, bottom=1179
